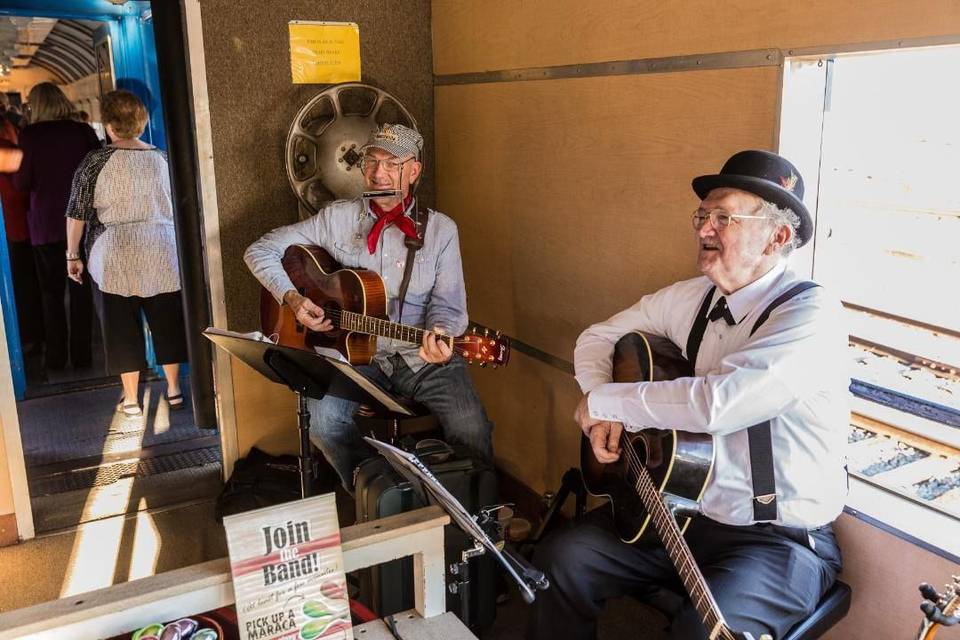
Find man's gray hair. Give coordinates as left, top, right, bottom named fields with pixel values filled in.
left=758, top=199, right=801, bottom=255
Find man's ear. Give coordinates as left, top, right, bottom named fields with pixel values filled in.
left=408, top=159, right=423, bottom=184
left=765, top=224, right=792, bottom=255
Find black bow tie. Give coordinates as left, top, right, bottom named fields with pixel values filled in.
left=708, top=296, right=736, bottom=325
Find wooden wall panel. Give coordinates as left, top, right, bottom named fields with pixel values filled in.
left=230, top=357, right=298, bottom=458
left=433, top=0, right=960, bottom=75
left=828, top=513, right=960, bottom=639
left=437, top=67, right=780, bottom=361
left=474, top=354, right=583, bottom=497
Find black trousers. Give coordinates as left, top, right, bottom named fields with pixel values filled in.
left=8, top=240, right=44, bottom=345
left=527, top=507, right=841, bottom=640
left=33, top=241, right=92, bottom=368
left=91, top=282, right=188, bottom=376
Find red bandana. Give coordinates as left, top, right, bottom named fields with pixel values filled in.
left=367, top=196, right=418, bottom=254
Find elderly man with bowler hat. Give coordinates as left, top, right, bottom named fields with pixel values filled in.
left=245, top=123, right=493, bottom=491
left=528, top=150, right=847, bottom=640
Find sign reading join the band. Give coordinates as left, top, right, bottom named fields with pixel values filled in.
left=289, top=21, right=361, bottom=84
left=223, top=493, right=352, bottom=640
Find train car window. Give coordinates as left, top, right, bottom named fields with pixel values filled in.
left=781, top=47, right=960, bottom=554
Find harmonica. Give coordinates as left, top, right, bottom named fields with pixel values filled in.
left=361, top=189, right=402, bottom=198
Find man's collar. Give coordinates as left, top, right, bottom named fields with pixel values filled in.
left=722, top=261, right=787, bottom=324
left=366, top=194, right=414, bottom=218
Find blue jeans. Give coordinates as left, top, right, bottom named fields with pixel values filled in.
left=306, top=354, right=494, bottom=489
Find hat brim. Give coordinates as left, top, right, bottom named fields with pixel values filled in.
left=359, top=141, right=419, bottom=160
left=692, top=174, right=812, bottom=247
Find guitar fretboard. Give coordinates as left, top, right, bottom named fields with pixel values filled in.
left=337, top=309, right=455, bottom=350
left=625, top=442, right=735, bottom=640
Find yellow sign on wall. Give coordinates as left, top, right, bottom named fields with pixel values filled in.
left=289, top=21, right=361, bottom=84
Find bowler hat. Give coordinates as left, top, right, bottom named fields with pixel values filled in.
left=691, top=150, right=812, bottom=247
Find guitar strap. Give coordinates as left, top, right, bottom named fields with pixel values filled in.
left=686, top=280, right=819, bottom=522
left=396, top=205, right=429, bottom=322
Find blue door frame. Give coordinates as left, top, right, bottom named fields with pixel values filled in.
left=0, top=201, right=26, bottom=400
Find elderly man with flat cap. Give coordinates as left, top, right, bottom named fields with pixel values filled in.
left=245, top=123, right=493, bottom=491
left=529, top=150, right=847, bottom=640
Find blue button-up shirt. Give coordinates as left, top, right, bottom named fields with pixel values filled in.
left=244, top=197, right=469, bottom=375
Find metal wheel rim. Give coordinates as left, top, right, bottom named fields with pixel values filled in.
left=285, top=82, right=418, bottom=216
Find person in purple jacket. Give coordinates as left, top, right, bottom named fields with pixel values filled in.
left=15, top=82, right=99, bottom=372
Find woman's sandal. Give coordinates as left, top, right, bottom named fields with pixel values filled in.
left=116, top=400, right=142, bottom=417
left=167, top=393, right=185, bottom=410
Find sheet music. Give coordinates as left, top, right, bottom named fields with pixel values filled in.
left=321, top=356, right=411, bottom=415
left=203, top=327, right=411, bottom=415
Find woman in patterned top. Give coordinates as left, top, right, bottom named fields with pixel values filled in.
left=65, top=90, right=187, bottom=417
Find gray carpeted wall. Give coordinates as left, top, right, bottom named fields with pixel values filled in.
left=199, top=1, right=433, bottom=328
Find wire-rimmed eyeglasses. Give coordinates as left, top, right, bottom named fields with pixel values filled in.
left=360, top=156, right=413, bottom=174
left=691, top=208, right=768, bottom=230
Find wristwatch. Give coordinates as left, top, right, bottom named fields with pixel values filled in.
left=65, top=251, right=81, bottom=261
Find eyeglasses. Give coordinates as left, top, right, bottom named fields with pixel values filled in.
left=691, top=208, right=768, bottom=230
left=360, top=156, right=412, bottom=174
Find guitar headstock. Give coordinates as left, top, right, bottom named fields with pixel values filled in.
left=456, top=327, right=511, bottom=368
left=918, top=575, right=960, bottom=639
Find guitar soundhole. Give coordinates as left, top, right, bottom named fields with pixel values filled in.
left=626, top=431, right=667, bottom=472
left=628, top=434, right=650, bottom=470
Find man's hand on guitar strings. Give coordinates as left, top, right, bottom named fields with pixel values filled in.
left=420, top=327, right=454, bottom=364
left=576, top=393, right=623, bottom=462
left=284, top=290, right=333, bottom=332
left=589, top=421, right=623, bottom=463
left=575, top=394, right=602, bottom=435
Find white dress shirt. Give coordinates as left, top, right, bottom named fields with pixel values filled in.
left=575, top=261, right=849, bottom=528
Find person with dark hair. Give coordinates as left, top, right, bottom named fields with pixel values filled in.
left=14, top=82, right=99, bottom=371
left=66, top=89, right=187, bottom=416
left=0, top=92, right=24, bottom=130
left=529, top=151, right=847, bottom=640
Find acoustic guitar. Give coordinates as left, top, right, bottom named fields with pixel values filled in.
left=917, top=576, right=959, bottom=640
left=260, top=244, right=510, bottom=368
left=580, top=331, right=766, bottom=640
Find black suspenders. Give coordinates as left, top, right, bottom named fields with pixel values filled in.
left=686, top=281, right=820, bottom=521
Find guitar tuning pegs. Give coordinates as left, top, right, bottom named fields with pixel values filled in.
left=495, top=330, right=501, bottom=337
left=483, top=328, right=489, bottom=337
left=920, top=583, right=939, bottom=601
left=471, top=326, right=477, bottom=334
left=479, top=362, right=486, bottom=368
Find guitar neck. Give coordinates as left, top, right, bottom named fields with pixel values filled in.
left=627, top=443, right=737, bottom=640
left=337, top=309, right=455, bottom=351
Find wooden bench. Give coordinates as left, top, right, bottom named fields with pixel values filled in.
left=0, top=506, right=474, bottom=640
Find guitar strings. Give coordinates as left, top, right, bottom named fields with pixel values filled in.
left=305, top=307, right=483, bottom=359
left=615, top=433, right=728, bottom=635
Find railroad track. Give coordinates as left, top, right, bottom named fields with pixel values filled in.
left=848, top=413, right=960, bottom=518
left=845, top=333, right=960, bottom=518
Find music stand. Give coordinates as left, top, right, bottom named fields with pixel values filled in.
left=364, top=436, right=550, bottom=605
left=203, top=328, right=413, bottom=498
